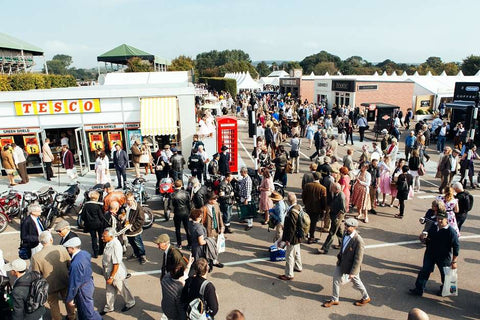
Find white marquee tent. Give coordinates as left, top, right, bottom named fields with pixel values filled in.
left=224, top=72, right=262, bottom=92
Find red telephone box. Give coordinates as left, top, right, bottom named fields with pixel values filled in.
left=216, top=116, right=238, bottom=174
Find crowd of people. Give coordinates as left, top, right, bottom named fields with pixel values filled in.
left=0, top=89, right=477, bottom=319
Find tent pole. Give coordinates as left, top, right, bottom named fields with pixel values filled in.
left=44, top=55, right=49, bottom=74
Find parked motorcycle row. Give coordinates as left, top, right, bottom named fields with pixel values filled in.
left=0, top=170, right=286, bottom=233
left=0, top=184, right=80, bottom=233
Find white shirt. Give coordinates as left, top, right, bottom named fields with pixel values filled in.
left=12, top=146, right=26, bottom=165
left=31, top=215, right=43, bottom=236
left=451, top=157, right=457, bottom=172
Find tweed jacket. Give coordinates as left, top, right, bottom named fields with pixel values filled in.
left=302, top=181, right=327, bottom=215
left=31, top=244, right=71, bottom=293
left=336, top=232, right=365, bottom=276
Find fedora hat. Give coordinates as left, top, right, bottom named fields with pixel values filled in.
left=269, top=191, right=283, bottom=202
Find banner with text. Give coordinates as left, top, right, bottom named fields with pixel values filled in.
left=14, top=99, right=101, bottom=116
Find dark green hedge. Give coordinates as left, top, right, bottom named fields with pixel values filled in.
left=0, top=74, right=77, bottom=91
left=199, top=77, right=237, bottom=98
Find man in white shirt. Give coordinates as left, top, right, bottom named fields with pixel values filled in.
left=11, top=143, right=28, bottom=184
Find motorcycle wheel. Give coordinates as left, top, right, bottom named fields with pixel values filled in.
left=142, top=207, right=154, bottom=229
left=45, top=208, right=57, bottom=229
left=163, top=197, right=170, bottom=221
left=0, top=214, right=8, bottom=233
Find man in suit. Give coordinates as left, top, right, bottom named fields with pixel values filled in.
left=55, top=220, right=79, bottom=246
left=154, top=234, right=187, bottom=280
left=323, top=218, right=371, bottom=307
left=31, top=231, right=75, bottom=320
left=63, top=237, right=102, bottom=320
left=42, top=138, right=55, bottom=181
left=125, top=192, right=147, bottom=265
left=62, top=145, right=77, bottom=183
left=113, top=143, right=128, bottom=189
left=20, top=203, right=45, bottom=258
left=318, top=183, right=346, bottom=254
left=437, top=146, right=453, bottom=193
left=302, top=172, right=327, bottom=244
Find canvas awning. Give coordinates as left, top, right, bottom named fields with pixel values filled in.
left=140, top=97, right=178, bottom=135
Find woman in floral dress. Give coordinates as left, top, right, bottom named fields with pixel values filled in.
left=436, top=187, right=460, bottom=236
left=351, top=163, right=372, bottom=223
left=259, top=168, right=274, bottom=225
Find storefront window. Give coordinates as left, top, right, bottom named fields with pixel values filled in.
left=0, top=134, right=42, bottom=168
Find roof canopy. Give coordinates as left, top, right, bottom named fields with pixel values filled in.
left=225, top=72, right=262, bottom=92
left=0, top=33, right=43, bottom=55
left=97, top=44, right=170, bottom=65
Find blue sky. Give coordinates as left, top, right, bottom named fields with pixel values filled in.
left=3, top=0, right=479, bottom=68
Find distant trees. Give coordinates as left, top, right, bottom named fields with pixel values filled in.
left=461, top=55, right=480, bottom=75
left=255, top=61, right=270, bottom=77
left=125, top=57, right=153, bottom=72
left=45, top=54, right=97, bottom=80
left=195, top=49, right=258, bottom=78
left=169, top=55, right=195, bottom=71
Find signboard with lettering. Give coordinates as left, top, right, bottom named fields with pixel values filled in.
left=332, top=80, right=355, bottom=92
left=0, top=136, right=14, bottom=147
left=23, top=136, right=40, bottom=155
left=14, top=99, right=101, bottom=116
left=453, top=82, right=480, bottom=101
left=358, top=85, right=378, bottom=90
left=84, top=124, right=121, bottom=131
left=88, top=132, right=105, bottom=151
left=280, top=78, right=300, bottom=87
left=107, top=131, right=123, bottom=149
left=125, top=123, right=140, bottom=129
left=0, top=128, right=38, bottom=135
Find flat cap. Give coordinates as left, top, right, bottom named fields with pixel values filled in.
left=62, top=237, right=81, bottom=248
left=4, top=259, right=27, bottom=272
left=55, top=220, right=70, bottom=232
left=344, top=218, right=359, bottom=227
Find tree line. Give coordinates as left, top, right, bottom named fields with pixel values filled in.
left=44, top=51, right=480, bottom=81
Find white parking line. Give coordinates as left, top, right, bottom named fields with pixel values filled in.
left=238, top=137, right=255, bottom=164
left=129, top=234, right=480, bottom=277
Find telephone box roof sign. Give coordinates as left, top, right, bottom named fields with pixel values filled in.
left=360, top=102, right=400, bottom=110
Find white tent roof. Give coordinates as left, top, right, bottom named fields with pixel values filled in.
left=259, top=77, right=280, bottom=86
left=267, top=70, right=289, bottom=77
left=225, top=72, right=262, bottom=92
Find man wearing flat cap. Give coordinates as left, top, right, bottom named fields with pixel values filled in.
left=409, top=211, right=459, bottom=297
left=55, top=220, right=79, bottom=246
left=323, top=218, right=371, bottom=308
left=63, top=237, right=102, bottom=320
left=6, top=258, right=46, bottom=320
left=154, top=234, right=187, bottom=280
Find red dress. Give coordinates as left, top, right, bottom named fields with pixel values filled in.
left=339, top=175, right=351, bottom=213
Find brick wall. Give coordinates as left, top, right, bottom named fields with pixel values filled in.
left=300, top=79, right=315, bottom=103
left=354, top=81, right=414, bottom=113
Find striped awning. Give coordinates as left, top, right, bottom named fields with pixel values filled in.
left=140, top=97, right=178, bottom=136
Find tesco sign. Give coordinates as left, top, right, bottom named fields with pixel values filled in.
left=14, top=99, right=100, bottom=116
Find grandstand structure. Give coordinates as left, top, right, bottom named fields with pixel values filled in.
left=0, top=33, right=44, bottom=74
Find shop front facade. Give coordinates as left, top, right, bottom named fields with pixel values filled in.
left=0, top=73, right=195, bottom=175
left=312, top=76, right=414, bottom=112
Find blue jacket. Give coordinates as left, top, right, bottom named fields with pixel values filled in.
left=66, top=250, right=93, bottom=303
left=405, top=135, right=416, bottom=148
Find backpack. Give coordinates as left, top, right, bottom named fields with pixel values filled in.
left=293, top=207, right=310, bottom=239
left=187, top=280, right=210, bottom=320
left=19, top=271, right=49, bottom=314
left=465, top=192, right=474, bottom=212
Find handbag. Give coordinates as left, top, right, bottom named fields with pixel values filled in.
left=286, top=160, right=293, bottom=174
left=139, top=154, right=150, bottom=164
left=418, top=163, right=425, bottom=176
left=442, top=266, right=458, bottom=296
left=216, top=233, right=226, bottom=254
